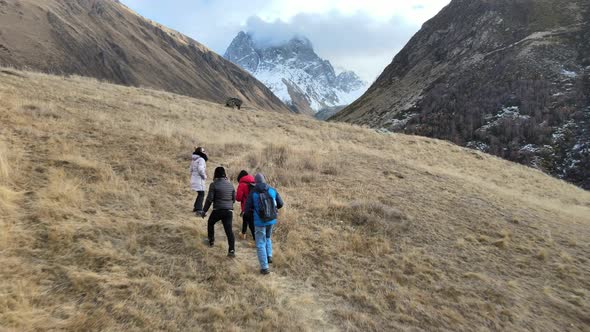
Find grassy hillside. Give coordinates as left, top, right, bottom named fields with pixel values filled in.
left=1, top=68, right=589, bottom=331
left=0, top=0, right=291, bottom=113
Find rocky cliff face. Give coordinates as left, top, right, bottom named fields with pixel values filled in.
left=0, top=0, right=290, bottom=113
left=224, top=32, right=367, bottom=115
left=332, top=0, right=590, bottom=189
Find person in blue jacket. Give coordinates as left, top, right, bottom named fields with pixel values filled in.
left=245, top=173, right=284, bottom=275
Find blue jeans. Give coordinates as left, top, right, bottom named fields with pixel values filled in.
left=255, top=225, right=273, bottom=270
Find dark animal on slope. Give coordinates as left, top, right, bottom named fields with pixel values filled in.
left=225, top=97, right=243, bottom=110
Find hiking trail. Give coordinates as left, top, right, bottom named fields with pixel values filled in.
left=206, top=221, right=339, bottom=331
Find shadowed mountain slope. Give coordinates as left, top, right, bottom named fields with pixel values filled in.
left=0, top=0, right=290, bottom=112
left=332, top=0, right=590, bottom=189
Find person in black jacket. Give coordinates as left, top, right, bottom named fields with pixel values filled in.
left=202, top=166, right=236, bottom=257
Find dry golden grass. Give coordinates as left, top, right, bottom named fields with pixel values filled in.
left=0, top=68, right=589, bottom=331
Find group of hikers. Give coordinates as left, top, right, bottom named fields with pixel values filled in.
left=190, top=147, right=284, bottom=275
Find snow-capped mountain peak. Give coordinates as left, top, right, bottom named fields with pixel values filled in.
left=224, top=31, right=367, bottom=115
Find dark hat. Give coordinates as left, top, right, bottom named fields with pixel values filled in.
left=214, top=166, right=227, bottom=179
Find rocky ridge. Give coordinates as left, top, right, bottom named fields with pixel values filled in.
left=332, top=0, right=590, bottom=189
left=224, top=31, right=367, bottom=115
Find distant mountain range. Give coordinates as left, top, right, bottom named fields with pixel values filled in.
left=332, top=0, right=590, bottom=189
left=224, top=31, right=367, bottom=116
left=0, top=0, right=290, bottom=112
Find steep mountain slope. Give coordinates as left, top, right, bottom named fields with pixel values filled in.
left=1, top=68, right=589, bottom=331
left=0, top=0, right=290, bottom=112
left=224, top=32, right=367, bottom=115
left=332, top=0, right=590, bottom=189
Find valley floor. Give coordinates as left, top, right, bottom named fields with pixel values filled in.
left=1, top=69, right=589, bottom=331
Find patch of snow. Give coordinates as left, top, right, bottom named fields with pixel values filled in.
left=520, top=144, right=539, bottom=153
left=561, top=69, right=578, bottom=78
left=382, top=118, right=410, bottom=131
left=553, top=107, right=590, bottom=178
left=551, top=120, right=575, bottom=142
left=390, top=118, right=410, bottom=128
left=467, top=141, right=490, bottom=152
left=479, top=106, right=530, bottom=132
left=383, top=111, right=418, bottom=130
left=308, top=97, right=322, bottom=112
left=567, top=159, right=581, bottom=170
left=502, top=106, right=521, bottom=114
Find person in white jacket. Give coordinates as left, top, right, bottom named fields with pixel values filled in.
left=190, top=147, right=208, bottom=216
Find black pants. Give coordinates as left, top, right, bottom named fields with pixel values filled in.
left=193, top=191, right=205, bottom=212
left=208, top=209, right=235, bottom=251
left=241, top=211, right=255, bottom=240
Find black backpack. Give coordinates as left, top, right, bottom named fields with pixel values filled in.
left=257, top=188, right=278, bottom=222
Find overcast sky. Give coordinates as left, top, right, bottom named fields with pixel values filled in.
left=121, top=0, right=450, bottom=81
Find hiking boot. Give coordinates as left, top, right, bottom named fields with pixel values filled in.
left=260, top=269, right=270, bottom=275
left=228, top=250, right=235, bottom=258
left=208, top=240, right=214, bottom=247
left=240, top=233, right=246, bottom=240
left=267, top=256, right=273, bottom=264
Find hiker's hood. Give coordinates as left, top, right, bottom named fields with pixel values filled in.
left=255, top=173, right=266, bottom=184
left=191, top=154, right=199, bottom=161
left=194, top=151, right=208, bottom=162
left=239, top=174, right=255, bottom=184
left=255, top=182, right=269, bottom=192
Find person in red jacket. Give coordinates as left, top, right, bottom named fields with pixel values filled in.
left=236, top=170, right=255, bottom=241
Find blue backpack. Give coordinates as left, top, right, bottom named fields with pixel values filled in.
left=257, top=188, right=278, bottom=222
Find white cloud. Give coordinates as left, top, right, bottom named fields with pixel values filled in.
left=121, top=0, right=450, bottom=81
left=261, top=0, right=449, bottom=24
left=244, top=13, right=420, bottom=80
